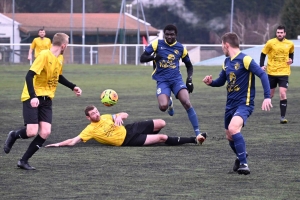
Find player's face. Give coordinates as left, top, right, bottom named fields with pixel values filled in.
left=276, top=29, right=286, bottom=41
left=222, top=41, right=229, bottom=57
left=164, top=30, right=176, bottom=44
left=87, top=108, right=100, bottom=122
left=38, top=30, right=46, bottom=38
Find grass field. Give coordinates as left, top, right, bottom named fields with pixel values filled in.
left=0, top=64, right=300, bottom=200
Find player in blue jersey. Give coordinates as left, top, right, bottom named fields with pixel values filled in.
left=203, top=32, right=273, bottom=175
left=140, top=24, right=206, bottom=144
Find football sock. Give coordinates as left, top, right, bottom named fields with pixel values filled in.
left=186, top=107, right=200, bottom=136
left=165, top=136, right=195, bottom=145
left=228, top=140, right=237, bottom=155
left=280, top=99, right=287, bottom=118
left=15, top=128, right=29, bottom=139
left=232, top=133, right=247, bottom=164
left=20, top=134, right=46, bottom=161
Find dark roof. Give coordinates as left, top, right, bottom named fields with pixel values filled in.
left=3, top=13, right=159, bottom=36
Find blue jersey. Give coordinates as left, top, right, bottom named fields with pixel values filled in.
left=144, top=39, right=190, bottom=81
left=211, top=52, right=270, bottom=109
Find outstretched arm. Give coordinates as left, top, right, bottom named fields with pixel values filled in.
left=45, top=136, right=82, bottom=147
left=58, top=75, right=82, bottom=96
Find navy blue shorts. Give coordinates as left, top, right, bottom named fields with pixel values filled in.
left=122, top=120, right=154, bottom=146
left=224, top=105, right=253, bottom=130
left=156, top=79, right=187, bottom=99
left=23, top=96, right=52, bottom=125
left=268, top=75, right=289, bottom=89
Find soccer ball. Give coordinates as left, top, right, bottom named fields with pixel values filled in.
left=100, top=89, right=118, bottom=107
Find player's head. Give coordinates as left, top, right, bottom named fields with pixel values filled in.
left=52, top=33, right=69, bottom=55
left=221, top=32, right=240, bottom=57
left=85, top=105, right=100, bottom=122
left=163, top=24, right=177, bottom=44
left=38, top=29, right=46, bottom=38
left=276, top=25, right=286, bottom=41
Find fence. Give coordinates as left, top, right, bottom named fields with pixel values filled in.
left=0, top=43, right=299, bottom=66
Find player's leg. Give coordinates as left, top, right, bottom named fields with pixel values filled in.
left=18, top=97, right=52, bottom=170
left=4, top=99, right=38, bottom=154
left=176, top=87, right=201, bottom=137
left=156, top=81, right=171, bottom=113
left=144, top=134, right=198, bottom=145
left=278, top=76, right=289, bottom=123
left=228, top=106, right=253, bottom=175
left=268, top=75, right=277, bottom=99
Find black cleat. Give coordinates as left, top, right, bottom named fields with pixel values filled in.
left=195, top=132, right=207, bottom=145
left=4, top=131, right=17, bottom=154
left=17, top=160, right=36, bottom=170
left=232, top=153, right=248, bottom=172
left=237, top=164, right=250, bottom=175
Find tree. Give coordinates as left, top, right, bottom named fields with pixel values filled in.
left=280, top=0, right=300, bottom=39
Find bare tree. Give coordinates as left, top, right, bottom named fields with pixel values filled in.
left=0, top=0, right=12, bottom=13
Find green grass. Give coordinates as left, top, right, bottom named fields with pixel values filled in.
left=0, top=64, right=300, bottom=200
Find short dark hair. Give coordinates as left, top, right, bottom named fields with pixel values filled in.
left=163, top=24, right=177, bottom=35
left=221, top=32, right=240, bottom=48
left=84, top=105, right=95, bottom=116
left=277, top=25, right=286, bottom=32
left=38, top=29, right=45, bottom=32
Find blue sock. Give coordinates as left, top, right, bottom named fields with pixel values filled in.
left=232, top=133, right=247, bottom=164
left=186, top=107, right=200, bottom=136
left=228, top=140, right=237, bottom=155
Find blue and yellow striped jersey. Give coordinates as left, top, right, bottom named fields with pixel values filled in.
left=211, top=52, right=270, bottom=109
left=145, top=39, right=190, bottom=81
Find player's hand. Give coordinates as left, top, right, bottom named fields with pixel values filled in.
left=45, top=143, right=59, bottom=147
left=73, top=87, right=82, bottom=96
left=261, top=66, right=266, bottom=71
left=262, top=98, right=272, bottom=111
left=154, top=53, right=162, bottom=62
left=203, top=75, right=213, bottom=85
left=114, top=115, right=124, bottom=126
left=28, top=55, right=32, bottom=60
left=186, top=78, right=194, bottom=93
left=287, top=58, right=293, bottom=65
left=30, top=97, right=39, bottom=108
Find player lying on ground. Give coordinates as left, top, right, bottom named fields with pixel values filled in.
left=45, top=105, right=207, bottom=148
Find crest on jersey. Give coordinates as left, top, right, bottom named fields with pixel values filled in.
left=234, top=62, right=240, bottom=70
left=174, top=49, right=179, bottom=55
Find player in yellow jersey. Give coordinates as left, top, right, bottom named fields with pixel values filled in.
left=260, top=25, right=294, bottom=124
left=45, top=105, right=206, bottom=148
left=4, top=33, right=82, bottom=170
left=28, top=29, right=51, bottom=61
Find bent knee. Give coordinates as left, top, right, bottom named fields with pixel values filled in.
left=159, top=105, right=168, bottom=112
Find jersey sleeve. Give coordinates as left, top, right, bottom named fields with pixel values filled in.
left=181, top=47, right=191, bottom=62
left=261, top=41, right=271, bottom=54
left=78, top=126, right=93, bottom=143
left=30, top=39, right=36, bottom=49
left=29, top=53, right=47, bottom=75
left=290, top=42, right=294, bottom=54
left=145, top=40, right=158, bottom=54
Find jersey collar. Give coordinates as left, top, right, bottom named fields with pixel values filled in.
left=164, top=39, right=177, bottom=46
left=231, top=51, right=241, bottom=61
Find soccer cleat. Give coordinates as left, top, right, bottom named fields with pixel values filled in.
left=232, top=153, right=249, bottom=172
left=4, top=131, right=17, bottom=154
left=167, top=97, right=174, bottom=116
left=237, top=164, right=250, bottom=175
left=17, top=160, right=36, bottom=170
left=195, top=132, right=207, bottom=145
left=280, top=117, right=288, bottom=124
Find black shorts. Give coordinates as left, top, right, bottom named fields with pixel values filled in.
left=121, top=120, right=154, bottom=146
left=23, top=96, right=52, bottom=125
left=268, top=75, right=289, bottom=89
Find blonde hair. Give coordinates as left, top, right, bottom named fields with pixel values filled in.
left=52, top=33, right=69, bottom=46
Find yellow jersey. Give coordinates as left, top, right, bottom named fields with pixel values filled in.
left=21, top=50, right=64, bottom=101
left=79, top=114, right=126, bottom=146
left=262, top=38, right=294, bottom=76
left=30, top=37, right=51, bottom=58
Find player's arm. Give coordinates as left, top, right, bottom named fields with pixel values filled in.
left=204, top=67, right=226, bottom=87
left=45, top=136, right=82, bottom=147
left=259, top=53, right=266, bottom=67
left=113, top=112, right=129, bottom=126
left=26, top=70, right=37, bottom=98
left=28, top=48, right=34, bottom=60
left=58, top=75, right=82, bottom=96
left=182, top=55, right=194, bottom=93
left=140, top=51, right=162, bottom=63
